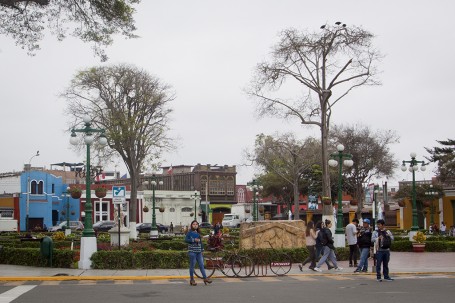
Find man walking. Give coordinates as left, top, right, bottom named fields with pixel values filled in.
left=372, top=219, right=394, bottom=281
left=354, top=218, right=372, bottom=273
left=346, top=218, right=359, bottom=267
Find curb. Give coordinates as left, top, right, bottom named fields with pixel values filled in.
left=1, top=272, right=454, bottom=282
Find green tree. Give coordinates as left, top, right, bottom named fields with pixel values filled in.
left=249, top=133, right=320, bottom=219
left=425, top=139, right=455, bottom=183
left=247, top=23, right=382, bottom=217
left=0, top=0, right=140, bottom=61
left=329, top=124, right=399, bottom=216
left=62, top=64, right=174, bottom=237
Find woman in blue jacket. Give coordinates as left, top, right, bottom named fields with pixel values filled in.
left=185, top=220, right=213, bottom=286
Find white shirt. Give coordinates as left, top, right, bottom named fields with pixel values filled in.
left=346, top=222, right=358, bottom=245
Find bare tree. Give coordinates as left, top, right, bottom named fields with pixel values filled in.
left=62, top=63, right=174, bottom=236
left=0, top=0, right=140, bottom=61
left=249, top=133, right=320, bottom=219
left=247, top=23, right=382, bottom=216
left=330, top=124, right=399, bottom=216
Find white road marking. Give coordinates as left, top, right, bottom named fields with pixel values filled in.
left=0, top=285, right=37, bottom=303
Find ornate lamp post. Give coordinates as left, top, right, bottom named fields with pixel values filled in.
left=191, top=191, right=200, bottom=221
left=149, top=174, right=163, bottom=238
left=70, top=115, right=107, bottom=269
left=63, top=186, right=71, bottom=235
left=401, top=152, right=427, bottom=231
left=25, top=150, right=39, bottom=231
left=425, top=185, right=438, bottom=227
left=328, top=144, right=353, bottom=237
left=247, top=179, right=263, bottom=221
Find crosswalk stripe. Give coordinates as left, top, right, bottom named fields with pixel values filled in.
left=326, top=276, right=354, bottom=280
left=220, top=278, right=243, bottom=282
left=291, top=276, right=319, bottom=281
left=256, top=276, right=281, bottom=282
left=0, top=285, right=36, bottom=303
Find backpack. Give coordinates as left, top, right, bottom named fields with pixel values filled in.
left=379, top=230, right=392, bottom=249
left=316, top=229, right=328, bottom=246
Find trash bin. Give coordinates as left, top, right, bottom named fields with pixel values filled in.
left=40, top=236, right=53, bottom=266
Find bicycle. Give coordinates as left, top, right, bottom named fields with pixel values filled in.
left=194, top=234, right=254, bottom=278
left=262, top=240, right=293, bottom=276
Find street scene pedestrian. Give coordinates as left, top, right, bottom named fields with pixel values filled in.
left=299, top=220, right=317, bottom=271
left=346, top=218, right=359, bottom=267
left=354, top=218, right=372, bottom=273
left=440, top=222, right=446, bottom=235
left=372, top=219, right=394, bottom=282
left=184, top=220, right=212, bottom=286
left=314, top=221, right=334, bottom=270
left=314, top=219, right=342, bottom=272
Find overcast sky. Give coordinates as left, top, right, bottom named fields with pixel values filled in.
left=1, top=0, right=453, bottom=185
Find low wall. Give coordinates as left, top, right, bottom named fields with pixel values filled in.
left=239, top=220, right=306, bottom=249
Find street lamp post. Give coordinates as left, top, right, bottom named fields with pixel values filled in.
left=70, top=115, right=107, bottom=269
left=25, top=151, right=39, bottom=231
left=401, top=152, right=427, bottom=232
left=191, top=191, right=200, bottom=221
left=425, top=185, right=438, bottom=227
left=247, top=179, right=263, bottom=222
left=328, top=144, right=354, bottom=240
left=149, top=174, right=163, bottom=238
left=372, top=184, right=380, bottom=231
left=63, top=186, right=71, bottom=236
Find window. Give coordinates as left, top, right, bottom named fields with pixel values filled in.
left=181, top=207, right=192, bottom=212
left=226, top=177, right=234, bottom=195
left=38, top=181, right=44, bottom=194
left=0, top=208, right=14, bottom=219
left=237, top=187, right=245, bottom=203
left=51, top=184, right=55, bottom=194
left=30, top=180, right=37, bottom=194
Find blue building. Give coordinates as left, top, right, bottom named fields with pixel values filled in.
left=20, top=170, right=80, bottom=231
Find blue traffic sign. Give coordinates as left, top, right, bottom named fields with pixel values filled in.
left=112, top=186, right=126, bottom=197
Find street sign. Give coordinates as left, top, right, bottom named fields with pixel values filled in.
left=113, top=186, right=126, bottom=197
left=113, top=197, right=125, bottom=204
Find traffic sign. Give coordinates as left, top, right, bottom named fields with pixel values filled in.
left=113, top=197, right=125, bottom=204
left=113, top=186, right=126, bottom=197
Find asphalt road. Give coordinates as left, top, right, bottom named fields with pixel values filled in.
left=0, top=274, right=453, bottom=303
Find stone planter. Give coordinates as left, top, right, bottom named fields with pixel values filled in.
left=412, top=243, right=426, bottom=252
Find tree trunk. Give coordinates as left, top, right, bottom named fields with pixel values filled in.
left=320, top=92, right=332, bottom=216
left=293, top=176, right=300, bottom=220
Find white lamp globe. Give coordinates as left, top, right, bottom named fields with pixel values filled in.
left=420, top=165, right=426, bottom=171
left=82, top=115, right=91, bottom=124
left=410, top=152, right=417, bottom=158
left=98, top=135, right=108, bottom=146
left=337, top=144, right=345, bottom=152
left=84, top=135, right=94, bottom=145
left=328, top=159, right=338, bottom=167
left=401, top=165, right=407, bottom=172
left=70, top=135, right=78, bottom=146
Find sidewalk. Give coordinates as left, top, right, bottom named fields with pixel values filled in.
left=1, top=252, right=454, bottom=281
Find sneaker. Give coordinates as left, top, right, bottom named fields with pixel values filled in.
left=334, top=267, right=343, bottom=271
left=377, top=278, right=383, bottom=282
left=313, top=267, right=322, bottom=272
left=309, top=267, right=315, bottom=271
left=361, top=269, right=368, bottom=273
left=327, top=265, right=335, bottom=270
left=384, top=277, right=394, bottom=281
left=298, top=264, right=303, bottom=272
left=354, top=269, right=361, bottom=273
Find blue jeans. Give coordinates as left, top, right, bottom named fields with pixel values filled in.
left=189, top=251, right=207, bottom=279
left=375, top=250, right=391, bottom=279
left=316, top=246, right=338, bottom=269
left=356, top=247, right=370, bottom=271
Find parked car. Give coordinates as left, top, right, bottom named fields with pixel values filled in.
left=199, top=222, right=213, bottom=229
left=48, top=221, right=84, bottom=232
left=93, top=220, right=115, bottom=232
left=136, top=223, right=168, bottom=233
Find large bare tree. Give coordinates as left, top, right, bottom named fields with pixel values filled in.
left=329, top=124, right=399, bottom=216
left=250, top=133, right=320, bottom=219
left=0, top=0, right=140, bottom=61
left=62, top=64, right=174, bottom=237
left=247, top=23, right=381, bottom=216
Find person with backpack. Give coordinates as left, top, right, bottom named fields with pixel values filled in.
left=314, top=219, right=343, bottom=272
left=314, top=221, right=334, bottom=271
left=371, top=219, right=394, bottom=281
left=354, top=218, right=372, bottom=273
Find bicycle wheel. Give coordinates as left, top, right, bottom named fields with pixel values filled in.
left=232, top=255, right=254, bottom=278
left=194, top=254, right=216, bottom=279
left=218, top=253, right=237, bottom=277
left=269, top=253, right=292, bottom=276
